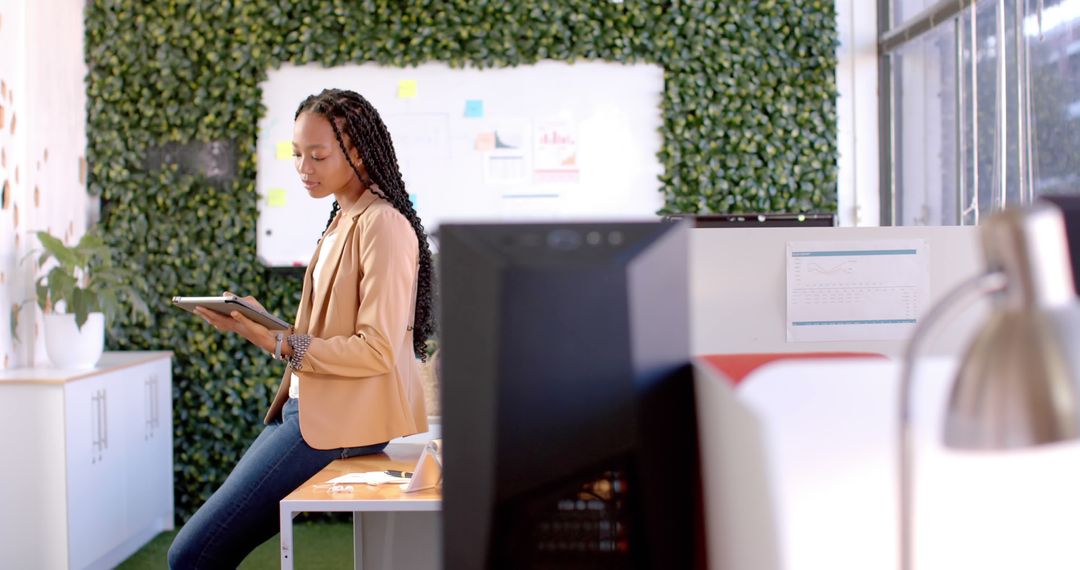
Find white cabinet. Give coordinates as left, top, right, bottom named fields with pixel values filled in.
left=0, top=352, right=174, bottom=570
left=65, top=374, right=128, bottom=567
left=123, top=367, right=173, bottom=538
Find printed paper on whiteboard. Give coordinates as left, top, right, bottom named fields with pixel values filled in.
left=786, top=240, right=929, bottom=342
left=533, top=119, right=579, bottom=183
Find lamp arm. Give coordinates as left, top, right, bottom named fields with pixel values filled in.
left=899, top=270, right=1007, bottom=570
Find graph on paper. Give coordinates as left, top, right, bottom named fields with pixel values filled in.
left=786, top=240, right=929, bottom=342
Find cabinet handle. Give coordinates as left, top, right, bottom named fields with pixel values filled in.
left=151, top=376, right=159, bottom=431
left=101, top=388, right=108, bottom=451
left=145, top=378, right=153, bottom=440
left=91, top=392, right=98, bottom=464
left=92, top=390, right=105, bottom=463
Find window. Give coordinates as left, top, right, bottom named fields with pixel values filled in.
left=894, top=0, right=945, bottom=27
left=881, top=0, right=1080, bottom=225
left=1027, top=1, right=1080, bottom=197
left=892, top=23, right=958, bottom=225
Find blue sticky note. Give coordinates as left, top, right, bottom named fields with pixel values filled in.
left=464, top=100, right=484, bottom=118
left=408, top=193, right=418, bottom=208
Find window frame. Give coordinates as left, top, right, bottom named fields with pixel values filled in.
left=880, top=0, right=981, bottom=226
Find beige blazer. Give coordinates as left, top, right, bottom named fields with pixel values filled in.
left=264, top=190, right=428, bottom=449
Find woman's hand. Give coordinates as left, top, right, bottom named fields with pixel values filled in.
left=231, top=291, right=267, bottom=312
left=194, top=291, right=275, bottom=353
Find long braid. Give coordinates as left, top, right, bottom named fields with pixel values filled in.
left=295, top=89, right=436, bottom=361
left=320, top=200, right=340, bottom=242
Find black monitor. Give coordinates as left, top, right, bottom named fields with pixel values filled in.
left=1038, top=195, right=1080, bottom=295
left=439, top=221, right=702, bottom=570
left=665, top=212, right=837, bottom=227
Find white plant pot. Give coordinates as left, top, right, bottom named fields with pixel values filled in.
left=44, top=312, right=105, bottom=369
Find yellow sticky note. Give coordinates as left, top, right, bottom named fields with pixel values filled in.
left=474, top=132, right=496, bottom=151
left=397, top=79, right=418, bottom=99
left=267, top=188, right=287, bottom=207
left=276, top=141, right=292, bottom=160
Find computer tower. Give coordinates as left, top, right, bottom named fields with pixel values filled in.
left=440, top=221, right=702, bottom=569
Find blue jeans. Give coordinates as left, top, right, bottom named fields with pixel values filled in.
left=168, top=397, right=387, bottom=569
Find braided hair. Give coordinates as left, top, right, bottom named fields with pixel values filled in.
left=295, top=89, right=435, bottom=361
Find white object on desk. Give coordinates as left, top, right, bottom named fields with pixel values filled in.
left=327, top=472, right=412, bottom=485
left=0, top=351, right=174, bottom=570
left=737, top=357, right=1080, bottom=570
left=402, top=438, right=441, bottom=493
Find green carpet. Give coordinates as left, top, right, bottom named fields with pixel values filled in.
left=118, top=520, right=354, bottom=569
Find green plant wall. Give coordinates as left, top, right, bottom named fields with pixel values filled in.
left=85, top=0, right=838, bottom=522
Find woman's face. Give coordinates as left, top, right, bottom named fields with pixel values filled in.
left=292, top=111, right=364, bottom=200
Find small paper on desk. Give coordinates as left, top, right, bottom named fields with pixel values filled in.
left=326, top=471, right=412, bottom=485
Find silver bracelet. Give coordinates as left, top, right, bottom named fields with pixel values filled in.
left=272, top=332, right=285, bottom=360
left=286, top=334, right=312, bottom=370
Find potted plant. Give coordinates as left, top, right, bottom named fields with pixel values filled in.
left=13, top=229, right=150, bottom=368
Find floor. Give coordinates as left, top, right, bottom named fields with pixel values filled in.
left=117, top=520, right=354, bottom=569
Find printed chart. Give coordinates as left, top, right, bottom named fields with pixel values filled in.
left=786, top=240, right=929, bottom=342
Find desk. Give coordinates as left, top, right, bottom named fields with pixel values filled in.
left=279, top=443, right=441, bottom=570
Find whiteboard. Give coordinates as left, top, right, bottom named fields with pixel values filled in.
left=256, top=62, right=666, bottom=267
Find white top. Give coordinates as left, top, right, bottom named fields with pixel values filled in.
left=0, top=351, right=173, bottom=385
left=290, top=230, right=338, bottom=399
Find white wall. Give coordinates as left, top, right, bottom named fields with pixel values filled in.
left=835, top=0, right=881, bottom=226
left=0, top=0, right=91, bottom=369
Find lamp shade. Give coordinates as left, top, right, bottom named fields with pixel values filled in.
left=944, top=203, right=1080, bottom=450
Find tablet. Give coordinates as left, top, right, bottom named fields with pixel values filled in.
left=172, top=294, right=292, bottom=330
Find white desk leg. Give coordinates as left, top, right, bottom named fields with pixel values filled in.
left=353, top=511, right=364, bottom=570
left=280, top=505, right=295, bottom=570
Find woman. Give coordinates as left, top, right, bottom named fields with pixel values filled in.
left=168, top=88, right=435, bottom=568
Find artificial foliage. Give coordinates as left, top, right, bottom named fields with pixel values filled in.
left=84, top=0, right=838, bottom=523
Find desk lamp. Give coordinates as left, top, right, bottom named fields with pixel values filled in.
left=898, top=202, right=1080, bottom=570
